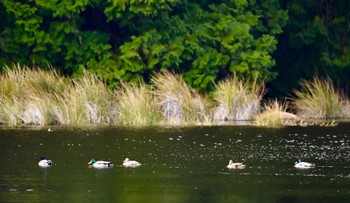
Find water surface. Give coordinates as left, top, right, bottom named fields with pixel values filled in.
left=1, top=124, right=350, bottom=202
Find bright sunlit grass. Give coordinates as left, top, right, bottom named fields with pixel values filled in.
left=292, top=77, right=343, bottom=119
left=0, top=65, right=118, bottom=126
left=1, top=64, right=348, bottom=127
left=254, top=100, right=299, bottom=127
left=152, top=71, right=213, bottom=125
left=117, top=82, right=160, bottom=126
left=212, top=76, right=263, bottom=121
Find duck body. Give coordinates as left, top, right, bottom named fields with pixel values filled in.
left=38, top=156, right=52, bottom=168
left=294, top=160, right=315, bottom=169
left=227, top=160, right=245, bottom=169
left=123, top=158, right=141, bottom=168
left=88, top=159, right=113, bottom=169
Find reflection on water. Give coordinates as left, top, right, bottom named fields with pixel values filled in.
left=1, top=124, right=350, bottom=202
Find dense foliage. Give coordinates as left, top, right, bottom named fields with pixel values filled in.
left=1, top=0, right=349, bottom=96
left=269, top=0, right=350, bottom=97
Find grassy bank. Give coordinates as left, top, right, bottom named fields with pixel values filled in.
left=0, top=65, right=349, bottom=127
left=292, top=77, right=349, bottom=119
left=212, top=76, right=263, bottom=121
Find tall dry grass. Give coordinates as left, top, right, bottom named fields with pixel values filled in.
left=254, top=100, right=300, bottom=127
left=0, top=65, right=118, bottom=126
left=293, top=77, right=343, bottom=119
left=62, top=72, right=118, bottom=125
left=3, top=65, right=348, bottom=127
left=341, top=100, right=350, bottom=118
left=212, top=76, right=263, bottom=121
left=0, top=65, right=64, bottom=125
left=116, top=82, right=160, bottom=126
left=152, top=72, right=213, bottom=125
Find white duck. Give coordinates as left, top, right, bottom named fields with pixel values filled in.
left=294, top=159, right=315, bottom=169
left=123, top=158, right=141, bottom=168
left=88, top=158, right=114, bottom=169
left=38, top=155, right=52, bottom=168
left=226, top=160, right=245, bottom=169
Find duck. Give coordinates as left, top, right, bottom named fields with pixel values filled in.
left=226, top=160, right=245, bottom=169
left=88, top=158, right=114, bottom=169
left=294, top=159, right=315, bottom=169
left=123, top=158, right=142, bottom=168
left=38, top=155, right=52, bottom=168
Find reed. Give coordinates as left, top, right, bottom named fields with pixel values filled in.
left=0, top=97, right=23, bottom=125
left=152, top=72, right=213, bottom=125
left=254, top=100, right=293, bottom=127
left=0, top=65, right=118, bottom=126
left=0, top=65, right=68, bottom=125
left=116, top=82, right=160, bottom=126
left=3, top=64, right=347, bottom=127
left=293, top=77, right=342, bottom=119
left=70, top=72, right=119, bottom=124
left=212, top=76, right=263, bottom=121
left=0, top=65, right=33, bottom=125
left=341, top=100, right=350, bottom=118
left=0, top=65, right=29, bottom=102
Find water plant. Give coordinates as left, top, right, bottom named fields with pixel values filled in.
left=212, top=76, right=263, bottom=121
left=254, top=100, right=299, bottom=127
left=152, top=72, right=213, bottom=125
left=292, top=77, right=343, bottom=119
left=341, top=100, right=350, bottom=118
left=69, top=72, right=118, bottom=125
left=0, top=65, right=118, bottom=126
left=116, top=82, right=160, bottom=126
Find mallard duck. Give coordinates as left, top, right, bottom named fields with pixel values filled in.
left=88, top=158, right=114, bottom=169
left=226, top=160, right=245, bottom=169
left=123, top=158, right=141, bottom=168
left=38, top=155, right=52, bottom=168
left=294, top=159, right=315, bottom=169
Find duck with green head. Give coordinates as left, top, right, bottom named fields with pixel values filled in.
left=294, top=159, right=315, bottom=169
left=88, top=158, right=113, bottom=169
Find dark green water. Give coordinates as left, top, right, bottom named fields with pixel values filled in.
left=1, top=124, right=350, bottom=203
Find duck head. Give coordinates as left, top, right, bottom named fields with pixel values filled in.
left=123, top=158, right=129, bottom=163
left=295, top=159, right=302, bottom=164
left=40, top=155, right=45, bottom=161
left=88, top=159, right=97, bottom=165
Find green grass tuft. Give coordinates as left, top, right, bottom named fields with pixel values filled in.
left=0, top=65, right=118, bottom=126
left=117, top=82, right=160, bottom=126
left=293, top=77, right=343, bottom=119
left=152, top=72, right=213, bottom=125
left=212, top=76, right=263, bottom=121
left=255, top=100, right=298, bottom=127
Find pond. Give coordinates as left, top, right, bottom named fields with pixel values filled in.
left=1, top=123, right=350, bottom=202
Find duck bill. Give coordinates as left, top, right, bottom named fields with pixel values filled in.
left=88, top=161, right=92, bottom=165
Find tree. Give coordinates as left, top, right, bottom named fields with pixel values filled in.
left=1, top=0, right=288, bottom=91
left=0, top=0, right=112, bottom=75
left=100, top=0, right=287, bottom=90
left=270, top=0, right=350, bottom=97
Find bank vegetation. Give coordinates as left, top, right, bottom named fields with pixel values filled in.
left=0, top=65, right=349, bottom=127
